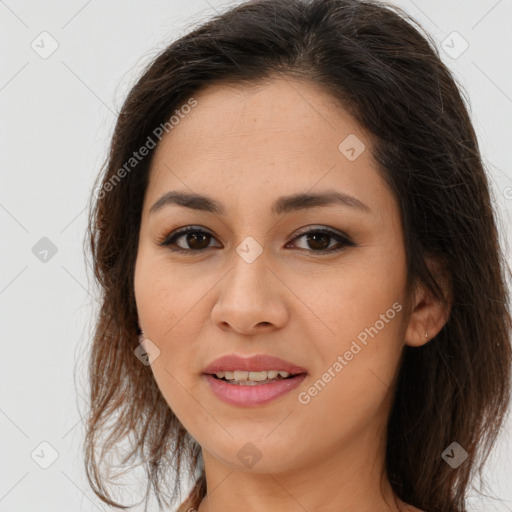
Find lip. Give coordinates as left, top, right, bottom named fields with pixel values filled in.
left=202, top=354, right=308, bottom=407
left=202, top=354, right=308, bottom=375
left=203, top=373, right=308, bottom=407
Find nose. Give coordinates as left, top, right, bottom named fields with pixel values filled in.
left=210, top=253, right=289, bottom=335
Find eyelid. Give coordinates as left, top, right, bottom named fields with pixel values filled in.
left=157, top=225, right=219, bottom=248
left=292, top=225, right=348, bottom=238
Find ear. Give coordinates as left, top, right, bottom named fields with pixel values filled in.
left=404, top=256, right=452, bottom=347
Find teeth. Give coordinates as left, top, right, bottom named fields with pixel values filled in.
left=214, top=370, right=292, bottom=381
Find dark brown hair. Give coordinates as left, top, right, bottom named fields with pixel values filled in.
left=84, top=1, right=512, bottom=511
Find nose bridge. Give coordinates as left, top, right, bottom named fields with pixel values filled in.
left=227, top=238, right=272, bottom=303
left=211, top=240, right=288, bottom=332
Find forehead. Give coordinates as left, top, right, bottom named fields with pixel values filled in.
left=144, top=76, right=393, bottom=220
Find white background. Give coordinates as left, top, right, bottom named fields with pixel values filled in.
left=1, top=0, right=511, bottom=511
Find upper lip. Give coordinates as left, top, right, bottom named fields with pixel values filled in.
left=203, top=354, right=308, bottom=375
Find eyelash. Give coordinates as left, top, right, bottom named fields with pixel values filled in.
left=158, top=225, right=355, bottom=255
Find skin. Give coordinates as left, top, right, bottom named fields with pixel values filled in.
left=134, top=75, right=450, bottom=512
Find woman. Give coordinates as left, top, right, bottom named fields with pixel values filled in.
left=85, top=1, right=512, bottom=511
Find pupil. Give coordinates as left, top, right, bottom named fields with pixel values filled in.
left=188, top=233, right=209, bottom=250
left=308, top=233, right=329, bottom=250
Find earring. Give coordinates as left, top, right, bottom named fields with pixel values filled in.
left=425, top=331, right=429, bottom=341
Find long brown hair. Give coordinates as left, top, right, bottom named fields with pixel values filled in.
left=84, top=1, right=512, bottom=511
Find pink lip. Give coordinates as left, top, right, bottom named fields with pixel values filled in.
left=202, top=354, right=307, bottom=374
left=202, top=354, right=308, bottom=407
left=203, top=373, right=307, bottom=407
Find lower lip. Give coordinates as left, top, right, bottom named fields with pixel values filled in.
left=203, top=374, right=307, bottom=407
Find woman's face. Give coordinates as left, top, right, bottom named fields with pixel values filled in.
left=134, top=76, right=424, bottom=476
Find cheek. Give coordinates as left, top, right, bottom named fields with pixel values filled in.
left=134, top=247, right=205, bottom=340
left=134, top=252, right=214, bottom=401
left=299, top=250, right=407, bottom=401
left=295, top=283, right=406, bottom=453
left=134, top=257, right=205, bottom=427
left=297, top=248, right=406, bottom=343
left=134, top=257, right=175, bottom=339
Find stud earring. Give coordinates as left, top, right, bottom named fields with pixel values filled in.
left=425, top=331, right=429, bottom=341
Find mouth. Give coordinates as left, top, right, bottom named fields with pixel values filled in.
left=208, top=369, right=305, bottom=385
left=203, top=371, right=307, bottom=407
left=202, top=353, right=308, bottom=376
left=201, top=354, right=308, bottom=406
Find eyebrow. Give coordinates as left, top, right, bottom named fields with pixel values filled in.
left=149, top=190, right=371, bottom=216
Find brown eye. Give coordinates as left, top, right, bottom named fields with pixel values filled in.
left=160, top=227, right=220, bottom=253
left=304, top=232, right=331, bottom=251
left=180, top=232, right=211, bottom=250
left=288, top=228, right=354, bottom=253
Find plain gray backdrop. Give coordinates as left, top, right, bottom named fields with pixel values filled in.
left=1, top=0, right=511, bottom=511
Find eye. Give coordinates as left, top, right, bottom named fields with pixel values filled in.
left=288, top=226, right=355, bottom=253
left=159, top=225, right=355, bottom=255
left=159, top=226, right=220, bottom=253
